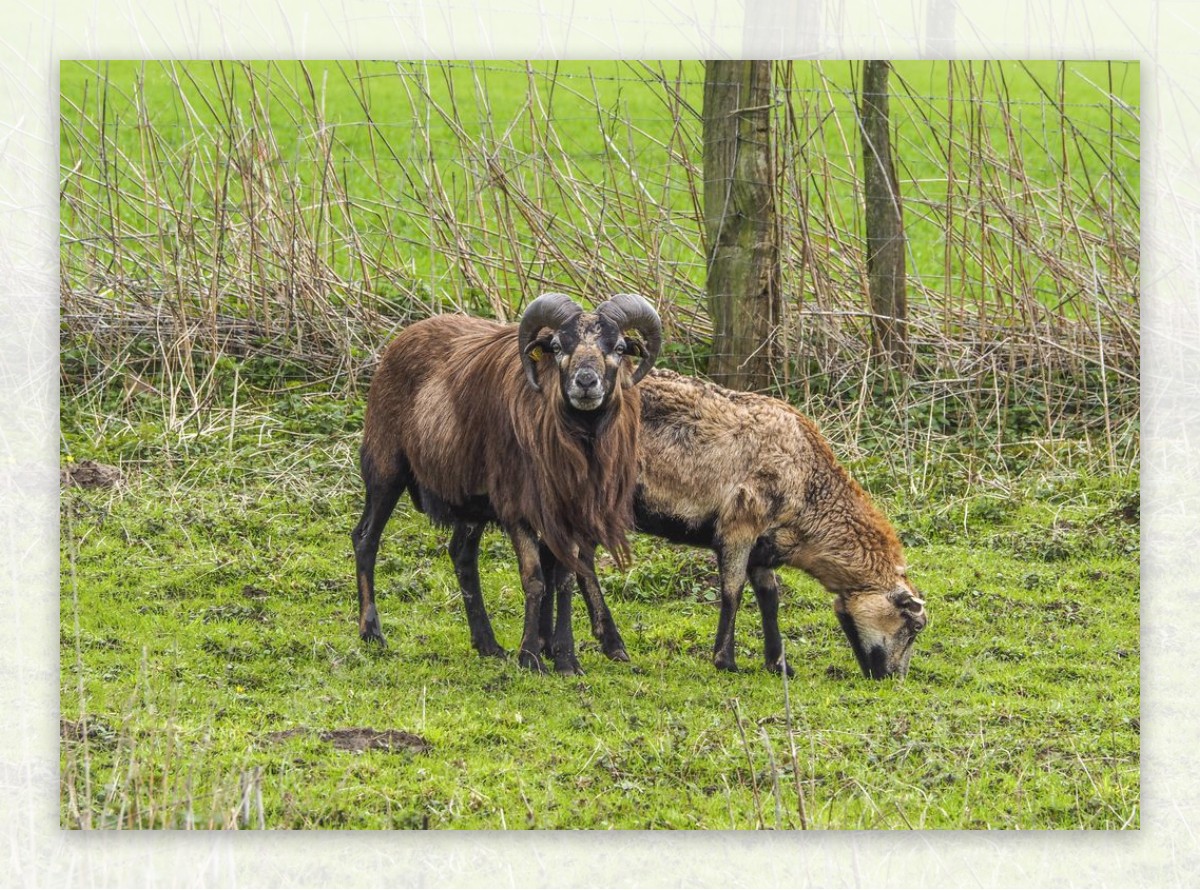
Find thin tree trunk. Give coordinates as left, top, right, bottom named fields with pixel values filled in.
left=703, top=60, right=780, bottom=392
left=860, top=60, right=910, bottom=370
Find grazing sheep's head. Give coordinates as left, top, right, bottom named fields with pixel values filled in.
left=833, top=571, right=927, bottom=679
left=519, top=293, right=662, bottom=412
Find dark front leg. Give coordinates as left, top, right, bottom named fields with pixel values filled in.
left=449, top=521, right=505, bottom=658
left=575, top=546, right=629, bottom=662
left=508, top=524, right=549, bottom=674
left=712, top=542, right=752, bottom=672
left=351, top=451, right=408, bottom=645
left=748, top=566, right=792, bottom=676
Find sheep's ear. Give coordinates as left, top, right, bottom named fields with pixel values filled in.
left=889, top=588, right=928, bottom=630
left=622, top=337, right=645, bottom=358
left=524, top=336, right=553, bottom=363
left=889, top=588, right=924, bottom=613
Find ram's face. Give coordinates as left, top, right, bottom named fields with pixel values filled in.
left=529, top=315, right=640, bottom=412
left=833, top=576, right=927, bottom=679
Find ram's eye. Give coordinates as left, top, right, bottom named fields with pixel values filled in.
left=615, top=341, right=627, bottom=355
left=550, top=341, right=562, bottom=355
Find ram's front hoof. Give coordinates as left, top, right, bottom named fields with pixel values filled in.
left=553, top=652, right=585, bottom=676
left=359, top=609, right=387, bottom=646
left=474, top=638, right=508, bottom=659
left=713, top=651, right=739, bottom=673
left=518, top=648, right=548, bottom=674
left=600, top=634, right=630, bottom=662
left=766, top=656, right=795, bottom=678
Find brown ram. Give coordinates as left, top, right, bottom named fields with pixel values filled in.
left=352, top=293, right=661, bottom=673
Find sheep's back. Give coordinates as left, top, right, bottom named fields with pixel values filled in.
left=637, top=369, right=841, bottom=532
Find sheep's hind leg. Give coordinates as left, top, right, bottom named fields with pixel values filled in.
left=508, top=524, right=550, bottom=673
left=748, top=566, right=793, bottom=676
left=543, top=550, right=583, bottom=676
left=576, top=546, right=629, bottom=662
left=712, top=542, right=752, bottom=672
left=449, top=521, right=506, bottom=658
left=351, top=450, right=409, bottom=645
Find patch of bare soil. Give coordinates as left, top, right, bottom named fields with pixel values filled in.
left=61, top=460, right=125, bottom=489
left=264, top=727, right=430, bottom=754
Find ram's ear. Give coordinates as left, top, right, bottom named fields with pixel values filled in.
left=622, top=337, right=645, bottom=358
left=524, top=336, right=553, bottom=363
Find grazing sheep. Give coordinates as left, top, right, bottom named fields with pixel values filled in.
left=352, top=293, right=661, bottom=674
left=560, top=368, right=928, bottom=679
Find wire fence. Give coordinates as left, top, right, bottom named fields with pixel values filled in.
left=59, top=60, right=1139, bottom=467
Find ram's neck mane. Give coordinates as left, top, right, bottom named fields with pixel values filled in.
left=515, top=364, right=640, bottom=574
left=445, top=326, right=640, bottom=573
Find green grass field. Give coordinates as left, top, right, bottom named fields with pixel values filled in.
left=59, top=379, right=1139, bottom=830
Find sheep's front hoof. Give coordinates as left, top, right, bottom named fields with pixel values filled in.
left=359, top=608, right=387, bottom=646
left=552, top=642, right=585, bottom=676
left=553, top=652, right=585, bottom=676
left=766, top=657, right=795, bottom=678
left=600, top=634, right=630, bottom=662
left=470, top=628, right=507, bottom=658
left=518, top=648, right=548, bottom=674
left=713, top=651, right=739, bottom=672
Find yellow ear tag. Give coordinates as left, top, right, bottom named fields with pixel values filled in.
left=529, top=346, right=545, bottom=361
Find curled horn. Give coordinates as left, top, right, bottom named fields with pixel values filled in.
left=518, top=293, right=582, bottom=390
left=597, top=293, right=662, bottom=385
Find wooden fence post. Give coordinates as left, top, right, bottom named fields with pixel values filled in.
left=703, top=60, right=781, bottom=392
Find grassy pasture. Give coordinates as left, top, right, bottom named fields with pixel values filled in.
left=59, top=379, right=1139, bottom=830
left=59, top=60, right=1139, bottom=829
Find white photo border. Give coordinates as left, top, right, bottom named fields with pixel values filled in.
left=8, top=0, right=1185, bottom=885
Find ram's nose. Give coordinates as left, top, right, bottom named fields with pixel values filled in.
left=574, top=368, right=601, bottom=391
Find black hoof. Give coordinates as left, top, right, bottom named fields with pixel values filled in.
left=600, top=634, right=630, bottom=662
left=359, top=605, right=386, bottom=645
left=713, top=653, right=739, bottom=673
left=766, top=657, right=795, bottom=678
left=518, top=649, right=548, bottom=673
left=359, top=626, right=387, bottom=646
left=553, top=653, right=585, bottom=676
left=475, top=640, right=508, bottom=659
